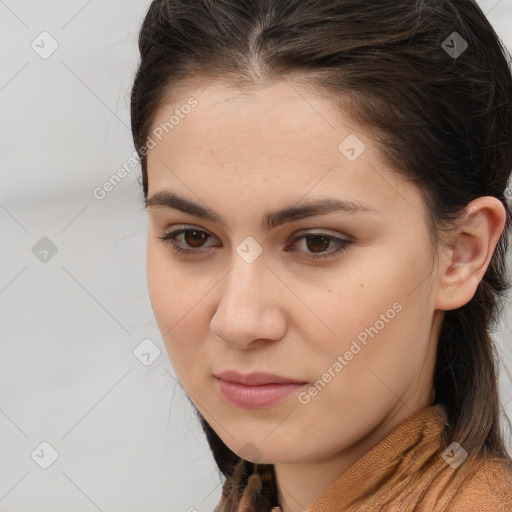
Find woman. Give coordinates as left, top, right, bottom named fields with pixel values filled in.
left=130, top=0, right=512, bottom=510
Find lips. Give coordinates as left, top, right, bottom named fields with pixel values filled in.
left=214, top=369, right=306, bottom=385
left=214, top=370, right=308, bottom=409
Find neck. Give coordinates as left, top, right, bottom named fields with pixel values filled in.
left=273, top=398, right=433, bottom=512
left=274, top=459, right=356, bottom=512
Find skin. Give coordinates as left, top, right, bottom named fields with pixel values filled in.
left=144, top=79, right=506, bottom=512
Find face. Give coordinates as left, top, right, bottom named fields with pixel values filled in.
left=145, top=79, right=442, bottom=464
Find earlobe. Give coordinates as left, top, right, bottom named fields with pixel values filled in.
left=434, top=197, right=507, bottom=312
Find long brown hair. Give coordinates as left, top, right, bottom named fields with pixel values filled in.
left=130, top=0, right=512, bottom=509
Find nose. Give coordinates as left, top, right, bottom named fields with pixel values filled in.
left=210, top=255, right=287, bottom=350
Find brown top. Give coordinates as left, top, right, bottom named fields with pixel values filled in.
left=303, top=404, right=512, bottom=511
left=215, top=404, right=512, bottom=511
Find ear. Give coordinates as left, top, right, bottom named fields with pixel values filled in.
left=435, top=196, right=507, bottom=311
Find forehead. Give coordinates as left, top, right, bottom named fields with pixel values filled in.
left=149, top=77, right=351, bottom=142
left=146, top=79, right=426, bottom=226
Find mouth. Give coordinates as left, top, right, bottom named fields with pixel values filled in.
left=214, top=369, right=306, bottom=385
left=214, top=370, right=308, bottom=409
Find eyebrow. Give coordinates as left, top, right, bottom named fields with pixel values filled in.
left=145, top=191, right=379, bottom=230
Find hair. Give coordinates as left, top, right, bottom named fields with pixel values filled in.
left=130, top=0, right=512, bottom=510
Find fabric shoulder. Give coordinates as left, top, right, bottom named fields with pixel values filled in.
left=441, top=457, right=512, bottom=512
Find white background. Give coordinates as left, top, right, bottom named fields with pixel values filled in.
left=0, top=1, right=511, bottom=511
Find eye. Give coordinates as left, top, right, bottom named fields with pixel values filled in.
left=286, top=232, right=352, bottom=260
left=156, top=227, right=217, bottom=255
left=156, top=226, right=353, bottom=260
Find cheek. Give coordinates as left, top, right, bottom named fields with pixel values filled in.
left=146, top=247, right=175, bottom=330
left=302, top=263, right=394, bottom=355
left=146, top=244, right=199, bottom=328
left=308, top=252, right=428, bottom=387
left=146, top=246, right=214, bottom=381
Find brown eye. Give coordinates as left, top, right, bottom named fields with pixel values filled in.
left=286, top=232, right=352, bottom=260
left=304, top=234, right=332, bottom=253
left=157, top=228, right=215, bottom=255
left=183, top=230, right=209, bottom=248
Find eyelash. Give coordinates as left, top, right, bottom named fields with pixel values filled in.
left=156, top=227, right=352, bottom=260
